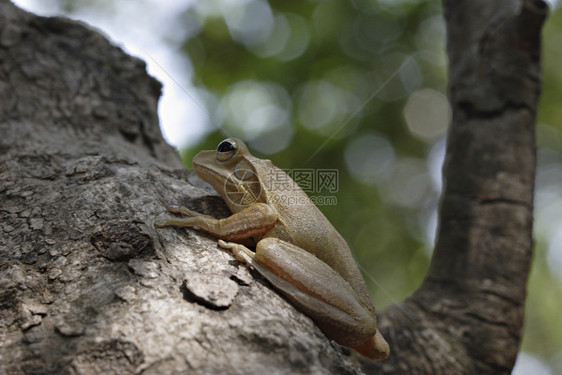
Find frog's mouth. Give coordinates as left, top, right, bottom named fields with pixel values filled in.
left=191, top=150, right=224, bottom=188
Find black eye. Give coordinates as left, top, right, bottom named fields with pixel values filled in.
left=216, top=139, right=237, bottom=161
left=217, top=141, right=235, bottom=153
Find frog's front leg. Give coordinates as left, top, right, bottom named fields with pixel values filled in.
left=218, top=238, right=389, bottom=360
left=155, top=203, right=277, bottom=242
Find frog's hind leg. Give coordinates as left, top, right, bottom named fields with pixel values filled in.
left=218, top=238, right=379, bottom=348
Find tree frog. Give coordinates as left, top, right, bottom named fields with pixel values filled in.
left=155, top=138, right=390, bottom=360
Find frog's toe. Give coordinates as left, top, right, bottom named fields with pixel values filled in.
left=218, top=240, right=254, bottom=264
left=167, top=205, right=200, bottom=217
left=167, top=205, right=182, bottom=213
left=218, top=239, right=239, bottom=251
left=154, top=218, right=168, bottom=228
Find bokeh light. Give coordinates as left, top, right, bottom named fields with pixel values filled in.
left=403, top=88, right=450, bottom=141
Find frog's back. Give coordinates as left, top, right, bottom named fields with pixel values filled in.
left=259, top=163, right=374, bottom=312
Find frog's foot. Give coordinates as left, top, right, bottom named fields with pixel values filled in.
left=155, top=217, right=195, bottom=228
left=155, top=206, right=201, bottom=228
left=154, top=218, right=168, bottom=228
left=352, top=330, right=390, bottom=360
left=167, top=205, right=200, bottom=217
left=218, top=240, right=255, bottom=264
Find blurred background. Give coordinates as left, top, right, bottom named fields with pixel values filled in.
left=12, top=0, right=562, bottom=373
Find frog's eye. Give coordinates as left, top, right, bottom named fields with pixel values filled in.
left=217, top=140, right=235, bottom=153
left=217, top=140, right=236, bottom=161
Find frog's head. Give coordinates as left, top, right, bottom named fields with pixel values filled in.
left=193, top=138, right=266, bottom=211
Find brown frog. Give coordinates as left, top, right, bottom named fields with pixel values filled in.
left=155, top=138, right=389, bottom=360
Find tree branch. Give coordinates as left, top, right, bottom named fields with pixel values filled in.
left=376, top=1, right=547, bottom=373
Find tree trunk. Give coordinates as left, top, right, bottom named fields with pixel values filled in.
left=0, top=0, right=546, bottom=374
left=0, top=2, right=368, bottom=374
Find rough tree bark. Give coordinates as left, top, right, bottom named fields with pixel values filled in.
left=0, top=0, right=546, bottom=374
left=0, top=2, right=371, bottom=374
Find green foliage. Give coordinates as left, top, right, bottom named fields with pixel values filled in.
left=522, top=238, right=562, bottom=371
